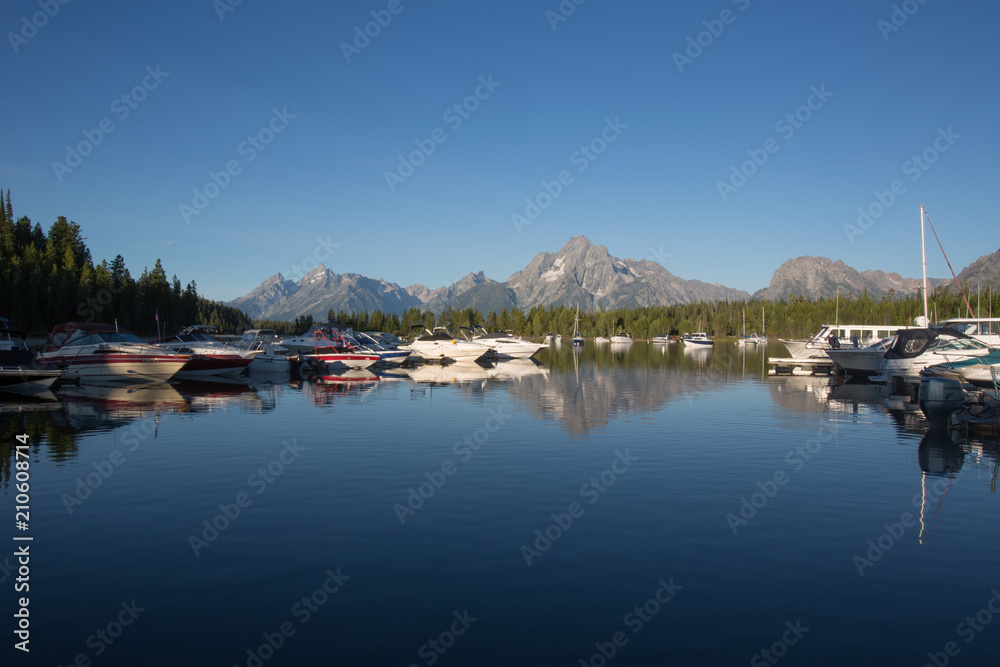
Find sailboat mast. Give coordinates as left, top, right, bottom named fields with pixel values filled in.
left=920, top=204, right=930, bottom=324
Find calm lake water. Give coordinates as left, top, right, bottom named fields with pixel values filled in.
left=2, top=343, right=999, bottom=666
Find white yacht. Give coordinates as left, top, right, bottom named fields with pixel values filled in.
left=683, top=332, right=713, bottom=347
left=237, top=329, right=290, bottom=372
left=825, top=336, right=895, bottom=378
left=459, top=327, right=548, bottom=359
left=407, top=327, right=491, bottom=363
left=610, top=331, right=633, bottom=344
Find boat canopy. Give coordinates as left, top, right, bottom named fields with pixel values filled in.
left=883, top=327, right=986, bottom=360
left=42, top=322, right=131, bottom=352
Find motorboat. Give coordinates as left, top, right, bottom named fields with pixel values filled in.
left=780, top=323, right=914, bottom=359
left=237, top=329, right=291, bottom=372
left=878, top=327, right=995, bottom=378
left=407, top=326, right=492, bottom=363
left=36, top=322, right=188, bottom=384
left=280, top=324, right=332, bottom=355
left=651, top=334, right=670, bottom=344
left=683, top=332, right=713, bottom=347
left=154, top=325, right=259, bottom=378
left=0, top=326, right=62, bottom=393
left=350, top=331, right=411, bottom=365
left=298, top=328, right=381, bottom=370
left=593, top=335, right=610, bottom=344
left=554, top=334, right=563, bottom=344
left=459, top=326, right=547, bottom=360
left=736, top=333, right=764, bottom=346
left=543, top=332, right=554, bottom=344
left=825, top=336, right=895, bottom=378
left=610, top=331, right=633, bottom=344
left=920, top=349, right=1000, bottom=389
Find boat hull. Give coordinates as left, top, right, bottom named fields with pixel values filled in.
left=37, top=353, right=187, bottom=384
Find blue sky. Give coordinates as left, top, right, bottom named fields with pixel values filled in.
left=3, top=0, right=998, bottom=301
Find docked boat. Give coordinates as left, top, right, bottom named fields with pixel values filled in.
left=299, top=328, right=381, bottom=370
left=406, top=327, right=491, bottom=363
left=610, top=331, right=633, bottom=344
left=350, top=331, right=412, bottom=365
left=651, top=334, right=670, bottom=344
left=36, top=322, right=188, bottom=384
left=780, top=323, right=915, bottom=359
left=825, top=336, right=895, bottom=378
left=236, top=329, right=291, bottom=372
left=878, top=327, right=994, bottom=379
left=938, top=317, right=1000, bottom=348
left=683, top=332, right=713, bottom=347
left=0, top=326, right=62, bottom=393
left=920, top=349, right=1000, bottom=389
left=154, top=325, right=259, bottom=378
left=459, top=327, right=548, bottom=360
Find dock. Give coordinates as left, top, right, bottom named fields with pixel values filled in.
left=767, top=357, right=838, bottom=376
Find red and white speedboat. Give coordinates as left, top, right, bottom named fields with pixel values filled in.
left=300, top=328, right=380, bottom=370
left=37, top=322, right=189, bottom=384
left=154, top=325, right=260, bottom=379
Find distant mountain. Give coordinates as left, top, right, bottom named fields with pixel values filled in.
left=228, top=264, right=422, bottom=322
left=505, top=236, right=749, bottom=309
left=957, top=248, right=1000, bottom=288
left=228, top=237, right=752, bottom=320
left=753, top=256, right=948, bottom=300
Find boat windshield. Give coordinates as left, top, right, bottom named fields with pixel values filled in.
left=929, top=337, right=989, bottom=352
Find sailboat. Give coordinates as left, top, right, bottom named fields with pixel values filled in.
left=572, top=307, right=584, bottom=346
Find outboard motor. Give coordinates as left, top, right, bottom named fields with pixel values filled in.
left=918, top=376, right=966, bottom=424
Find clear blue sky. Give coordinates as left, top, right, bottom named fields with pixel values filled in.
left=3, top=0, right=998, bottom=301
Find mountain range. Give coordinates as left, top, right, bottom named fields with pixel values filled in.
left=229, top=236, right=1000, bottom=321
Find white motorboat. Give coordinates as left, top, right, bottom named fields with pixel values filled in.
left=825, top=336, right=895, bottom=378
left=298, top=328, right=381, bottom=370
left=237, top=329, right=291, bottom=372
left=407, top=327, right=491, bottom=363
left=351, top=331, right=411, bottom=365
left=460, top=327, right=548, bottom=360
left=155, top=325, right=259, bottom=378
left=878, top=327, right=994, bottom=378
left=543, top=332, right=554, bottom=344
left=610, top=331, right=633, bottom=344
left=921, top=349, right=1000, bottom=389
left=736, top=333, right=764, bottom=346
left=36, top=322, right=188, bottom=384
left=938, top=318, right=1000, bottom=348
left=651, top=334, right=670, bottom=344
left=683, top=332, right=713, bottom=347
left=593, top=336, right=610, bottom=344
left=781, top=323, right=915, bottom=359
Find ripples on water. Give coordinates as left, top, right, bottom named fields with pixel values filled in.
left=1, top=343, right=998, bottom=666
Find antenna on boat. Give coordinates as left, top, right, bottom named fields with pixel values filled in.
left=920, top=204, right=930, bottom=325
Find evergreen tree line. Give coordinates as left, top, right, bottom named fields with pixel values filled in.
left=0, top=190, right=252, bottom=335
left=322, top=285, right=999, bottom=340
